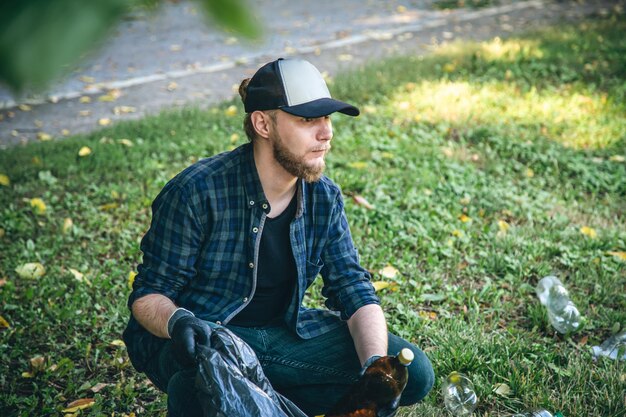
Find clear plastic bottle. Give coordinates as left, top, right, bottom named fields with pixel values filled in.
left=535, top=275, right=581, bottom=334
left=325, top=348, right=414, bottom=417
left=441, top=371, right=478, bottom=416
left=511, top=409, right=553, bottom=417
left=591, top=330, right=626, bottom=360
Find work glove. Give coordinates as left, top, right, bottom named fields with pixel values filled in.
left=168, top=309, right=212, bottom=367
left=360, top=355, right=401, bottom=417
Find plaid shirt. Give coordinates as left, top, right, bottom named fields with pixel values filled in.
left=123, top=143, right=379, bottom=371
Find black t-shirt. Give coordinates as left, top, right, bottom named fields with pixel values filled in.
left=229, top=193, right=298, bottom=327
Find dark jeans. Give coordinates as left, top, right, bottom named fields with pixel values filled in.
left=143, top=322, right=435, bottom=417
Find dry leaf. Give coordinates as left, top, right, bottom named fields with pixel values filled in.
left=109, top=339, right=126, bottom=347
left=22, top=371, right=34, bottom=378
left=79, top=76, right=95, bottom=83
left=78, top=146, right=92, bottom=157
left=19, top=104, right=32, bottom=111
left=493, top=383, right=511, bottom=396
left=63, top=398, right=95, bottom=413
left=607, top=251, right=626, bottom=261
left=79, top=96, right=92, bottom=103
left=338, top=54, right=353, bottom=61
left=579, top=335, right=588, bottom=346
left=0, top=315, right=10, bottom=328
left=117, top=138, right=134, bottom=147
left=128, top=271, right=137, bottom=289
left=167, top=82, right=178, bottom=91
left=451, top=229, right=463, bottom=237
left=498, top=220, right=510, bottom=232
left=170, top=44, right=182, bottom=52
left=580, top=226, right=597, bottom=239
left=99, top=202, right=119, bottom=211
left=609, top=155, right=625, bottom=162
left=61, top=129, right=70, bottom=136
left=98, top=118, right=111, bottom=126
left=30, top=198, right=47, bottom=214
left=30, top=356, right=45, bottom=371
left=98, top=89, right=122, bottom=102
left=37, top=132, right=52, bottom=141
left=90, top=382, right=109, bottom=393
left=62, top=218, right=73, bottom=234
left=379, top=265, right=399, bottom=279
left=0, top=174, right=10, bottom=186
left=353, top=195, right=374, bottom=210
left=347, top=161, right=368, bottom=169
left=225, top=105, right=238, bottom=117
left=68, top=268, right=84, bottom=282
left=0, top=277, right=7, bottom=287
left=15, top=262, right=46, bottom=279
left=525, top=168, right=534, bottom=178
left=78, top=110, right=92, bottom=117
left=372, top=281, right=391, bottom=291
left=459, top=214, right=471, bottom=223
left=113, top=106, right=136, bottom=115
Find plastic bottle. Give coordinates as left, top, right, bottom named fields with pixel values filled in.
left=535, top=275, right=581, bottom=334
left=591, top=330, right=626, bottom=360
left=325, top=348, right=414, bottom=417
left=441, top=371, right=478, bottom=416
left=511, top=409, right=554, bottom=417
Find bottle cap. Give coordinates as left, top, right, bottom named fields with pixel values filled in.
left=398, top=348, right=414, bottom=365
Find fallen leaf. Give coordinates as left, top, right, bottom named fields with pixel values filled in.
left=397, top=5, right=407, bottom=13
left=117, top=138, right=134, bottom=147
left=0, top=174, right=10, bottom=186
left=128, top=271, right=137, bottom=289
left=580, top=226, right=597, bottom=239
left=372, top=281, right=391, bottom=291
left=579, top=335, right=588, bottom=346
left=230, top=133, right=240, bottom=143
left=170, top=44, right=182, bottom=51
left=353, top=195, right=374, bottom=210
left=79, top=76, right=96, bottom=83
left=498, top=220, right=510, bottom=232
left=78, top=146, right=92, bottom=157
left=451, top=229, right=463, bottom=237
left=109, top=339, right=125, bottom=347
left=98, top=89, right=122, bottom=102
left=347, top=161, right=368, bottom=169
left=99, top=202, right=119, bottom=211
left=459, top=196, right=471, bottom=205
left=459, top=214, right=471, bottom=223
left=30, top=356, right=45, bottom=371
left=30, top=198, right=47, bottom=214
left=15, top=262, right=46, bottom=279
left=78, top=110, right=92, bottom=117
left=0, top=277, right=6, bottom=286
left=0, top=315, right=10, bottom=328
left=98, top=118, right=111, bottom=126
left=61, top=129, right=70, bottom=136
left=90, top=382, right=109, bottom=393
left=525, top=168, right=534, bottom=178
left=167, top=82, right=178, bottom=91
left=79, top=96, right=92, bottom=103
left=62, top=218, right=73, bottom=234
left=493, top=383, right=511, bottom=396
left=379, top=265, right=399, bottom=279
left=113, top=106, right=136, bottom=115
left=338, top=54, right=353, bottom=61
left=37, top=132, right=52, bottom=141
left=607, top=251, right=626, bottom=261
left=19, top=104, right=32, bottom=111
left=63, top=398, right=95, bottom=413
left=68, top=268, right=84, bottom=282
left=224, top=37, right=238, bottom=45
left=609, top=155, right=625, bottom=162
left=225, top=105, right=238, bottom=116
left=22, top=371, right=34, bottom=378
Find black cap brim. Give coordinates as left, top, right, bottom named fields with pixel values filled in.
left=280, top=97, right=360, bottom=118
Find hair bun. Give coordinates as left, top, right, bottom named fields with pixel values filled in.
left=239, top=78, right=251, bottom=102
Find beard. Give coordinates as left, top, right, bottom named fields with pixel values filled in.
left=271, top=131, right=327, bottom=183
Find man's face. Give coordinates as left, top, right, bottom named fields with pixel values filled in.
left=268, top=111, right=333, bottom=182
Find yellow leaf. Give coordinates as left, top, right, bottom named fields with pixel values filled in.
left=607, top=251, right=626, bottom=261
left=79, top=76, right=95, bottom=83
left=0, top=174, right=10, bottom=186
left=109, top=339, right=126, bottom=347
left=69, top=268, right=84, bottom=282
left=396, top=5, right=407, bottom=13
left=79, top=96, right=92, bottom=103
left=0, top=315, right=10, bottom=328
left=459, top=214, right=471, bottom=223
left=580, top=226, right=597, bottom=238
left=22, top=371, right=34, bottom=378
left=37, top=132, right=52, bottom=141
left=498, top=220, right=510, bottom=232
left=525, top=168, right=534, bottom=178
left=347, top=161, right=368, bottom=169
left=443, top=63, right=456, bottom=73
left=459, top=196, right=471, bottom=205
left=609, top=155, right=625, bottom=162
left=62, top=218, right=73, bottom=234
left=363, top=105, right=377, bottom=114
left=128, top=271, right=137, bottom=289
left=30, top=198, right=47, bottom=214
left=372, top=281, right=391, bottom=291
left=15, top=262, right=46, bottom=279
left=230, top=133, right=240, bottom=143
left=78, top=146, right=92, bottom=157
left=19, top=104, right=32, bottom=111
left=63, top=398, right=95, bottom=413
left=493, top=383, right=511, bottom=396
left=225, top=105, right=238, bottom=117
left=352, top=195, right=375, bottom=210
left=99, top=202, right=119, bottom=211
left=30, top=356, right=45, bottom=371
left=98, top=118, right=111, bottom=126
left=451, top=229, right=463, bottom=237
left=61, top=129, right=70, bottom=136
left=117, top=138, right=134, bottom=147
left=379, top=265, right=399, bottom=279
left=113, top=106, right=136, bottom=115
left=338, top=54, right=353, bottom=61
left=167, top=81, right=178, bottom=91
left=78, top=110, right=91, bottom=117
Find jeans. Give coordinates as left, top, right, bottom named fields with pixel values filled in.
left=143, top=322, right=435, bottom=417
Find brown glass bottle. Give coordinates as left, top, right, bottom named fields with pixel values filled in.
left=325, top=348, right=414, bottom=417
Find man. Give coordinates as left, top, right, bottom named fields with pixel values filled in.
left=123, top=58, right=434, bottom=417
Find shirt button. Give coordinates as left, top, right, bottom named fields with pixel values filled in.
left=249, top=200, right=255, bottom=206
left=252, top=227, right=259, bottom=233
left=262, top=203, right=268, bottom=210
left=216, top=321, right=222, bottom=325
left=243, top=297, right=248, bottom=303
left=248, top=262, right=254, bottom=269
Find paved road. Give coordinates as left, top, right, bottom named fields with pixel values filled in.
left=0, top=0, right=616, bottom=148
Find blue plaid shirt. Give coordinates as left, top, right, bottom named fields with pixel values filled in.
left=123, top=143, right=379, bottom=371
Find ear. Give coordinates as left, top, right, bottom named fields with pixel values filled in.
left=250, top=111, right=274, bottom=140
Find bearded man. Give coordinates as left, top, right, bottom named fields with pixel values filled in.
left=123, top=58, right=434, bottom=417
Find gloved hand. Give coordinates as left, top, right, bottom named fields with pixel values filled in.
left=169, top=310, right=212, bottom=366
left=360, top=355, right=401, bottom=417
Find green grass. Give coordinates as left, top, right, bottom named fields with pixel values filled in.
left=1, top=11, right=625, bottom=417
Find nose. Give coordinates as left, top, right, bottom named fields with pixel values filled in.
left=317, top=117, right=333, bottom=142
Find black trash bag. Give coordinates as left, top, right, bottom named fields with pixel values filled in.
left=194, top=326, right=308, bottom=417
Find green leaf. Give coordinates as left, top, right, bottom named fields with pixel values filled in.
left=0, top=0, right=129, bottom=93
left=198, top=0, right=261, bottom=39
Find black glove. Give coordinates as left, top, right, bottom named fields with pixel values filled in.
left=169, top=310, right=212, bottom=366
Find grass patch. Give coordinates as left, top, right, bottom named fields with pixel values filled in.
left=1, top=11, right=625, bottom=417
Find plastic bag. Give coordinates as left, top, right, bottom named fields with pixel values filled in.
left=194, top=326, right=308, bottom=417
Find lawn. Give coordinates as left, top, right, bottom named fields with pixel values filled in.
left=1, top=9, right=625, bottom=417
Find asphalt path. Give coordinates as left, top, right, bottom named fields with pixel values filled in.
left=0, top=0, right=616, bottom=148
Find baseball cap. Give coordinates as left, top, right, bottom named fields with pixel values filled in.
left=243, top=58, right=359, bottom=118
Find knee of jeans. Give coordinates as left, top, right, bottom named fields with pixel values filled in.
left=399, top=347, right=435, bottom=405
left=167, top=369, right=203, bottom=417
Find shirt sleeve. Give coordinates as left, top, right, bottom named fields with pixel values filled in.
left=320, top=192, right=380, bottom=320
left=128, top=181, right=205, bottom=307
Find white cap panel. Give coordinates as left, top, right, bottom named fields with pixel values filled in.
left=278, top=59, right=331, bottom=106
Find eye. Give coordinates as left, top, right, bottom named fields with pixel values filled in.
left=303, top=117, right=315, bottom=122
